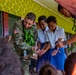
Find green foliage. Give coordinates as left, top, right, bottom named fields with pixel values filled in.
left=67, top=42, right=76, bottom=53
left=24, top=29, right=35, bottom=46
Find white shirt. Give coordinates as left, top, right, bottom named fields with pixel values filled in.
left=46, top=26, right=65, bottom=48
left=37, top=26, right=49, bottom=43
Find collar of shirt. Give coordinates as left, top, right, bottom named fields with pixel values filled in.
left=56, top=26, right=59, bottom=31
left=48, top=26, right=59, bottom=32
left=39, top=26, right=49, bottom=32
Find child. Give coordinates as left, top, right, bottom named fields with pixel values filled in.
left=39, top=64, right=57, bottom=75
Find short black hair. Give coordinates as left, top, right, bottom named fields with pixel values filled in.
left=58, top=4, right=63, bottom=12
left=47, top=16, right=57, bottom=23
left=38, top=15, right=47, bottom=23
left=25, top=12, right=36, bottom=21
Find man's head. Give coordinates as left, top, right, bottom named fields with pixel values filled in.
left=47, top=16, right=57, bottom=31
left=64, top=52, right=76, bottom=75
left=38, top=15, right=47, bottom=30
left=58, top=4, right=71, bottom=17
left=24, top=12, right=36, bottom=29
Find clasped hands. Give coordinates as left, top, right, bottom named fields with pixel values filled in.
left=32, top=44, right=60, bottom=57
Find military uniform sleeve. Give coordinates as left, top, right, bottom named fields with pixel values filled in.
left=13, top=23, right=32, bottom=51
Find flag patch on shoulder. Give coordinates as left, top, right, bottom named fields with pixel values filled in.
left=14, top=29, right=18, bottom=34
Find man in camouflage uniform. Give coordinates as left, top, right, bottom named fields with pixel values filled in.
left=12, top=12, right=38, bottom=75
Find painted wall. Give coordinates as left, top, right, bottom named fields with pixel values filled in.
left=0, top=0, right=74, bottom=34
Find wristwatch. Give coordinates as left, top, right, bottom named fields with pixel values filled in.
left=63, top=41, right=67, bottom=45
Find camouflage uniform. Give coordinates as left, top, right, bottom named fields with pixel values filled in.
left=12, top=20, right=38, bottom=75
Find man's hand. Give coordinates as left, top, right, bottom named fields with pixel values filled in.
left=32, top=46, right=38, bottom=51
left=23, top=55, right=30, bottom=60
left=35, top=49, right=41, bottom=54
